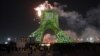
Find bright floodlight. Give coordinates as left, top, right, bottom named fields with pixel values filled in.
left=5, top=42, right=8, bottom=44
left=7, top=38, right=11, bottom=41
left=87, top=37, right=94, bottom=43
left=40, top=44, right=45, bottom=46
left=46, top=43, right=50, bottom=47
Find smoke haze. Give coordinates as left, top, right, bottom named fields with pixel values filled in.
left=54, top=2, right=100, bottom=40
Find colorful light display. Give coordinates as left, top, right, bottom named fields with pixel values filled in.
left=29, top=1, right=73, bottom=43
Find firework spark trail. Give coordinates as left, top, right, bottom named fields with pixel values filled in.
left=34, top=1, right=53, bottom=17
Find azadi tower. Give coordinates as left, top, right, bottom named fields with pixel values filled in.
left=29, top=9, right=73, bottom=43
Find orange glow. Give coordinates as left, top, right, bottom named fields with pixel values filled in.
left=42, top=34, right=56, bottom=44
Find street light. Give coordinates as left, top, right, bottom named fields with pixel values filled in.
left=7, top=38, right=11, bottom=41
left=87, top=37, right=94, bottom=43
left=46, top=43, right=50, bottom=47
left=40, top=43, right=45, bottom=46
left=5, top=42, right=8, bottom=44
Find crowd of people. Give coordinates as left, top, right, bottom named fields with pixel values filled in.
left=1, top=42, right=100, bottom=56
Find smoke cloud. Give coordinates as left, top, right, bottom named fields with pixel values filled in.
left=81, top=26, right=100, bottom=42
left=86, top=5, right=100, bottom=29
left=54, top=3, right=87, bottom=36
left=54, top=2, right=100, bottom=40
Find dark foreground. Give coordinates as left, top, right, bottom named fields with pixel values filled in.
left=0, top=43, right=100, bottom=56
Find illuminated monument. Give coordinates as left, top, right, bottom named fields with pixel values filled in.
left=29, top=1, right=73, bottom=43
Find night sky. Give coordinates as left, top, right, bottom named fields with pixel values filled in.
left=0, top=0, right=100, bottom=43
